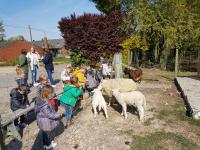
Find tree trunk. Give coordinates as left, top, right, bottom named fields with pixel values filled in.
left=175, top=48, right=179, bottom=77
left=160, top=50, right=168, bottom=70
left=154, top=42, right=159, bottom=63
left=134, top=49, right=139, bottom=68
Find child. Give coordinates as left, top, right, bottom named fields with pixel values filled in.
left=61, top=63, right=73, bottom=87
left=16, top=65, right=25, bottom=86
left=36, top=74, right=59, bottom=111
left=85, top=65, right=99, bottom=96
left=36, top=74, right=49, bottom=97
left=10, top=84, right=30, bottom=128
left=60, top=76, right=83, bottom=128
left=73, top=64, right=86, bottom=87
left=35, top=85, right=62, bottom=149
left=102, top=60, right=111, bottom=79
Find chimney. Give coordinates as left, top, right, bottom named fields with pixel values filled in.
left=44, top=37, right=49, bottom=50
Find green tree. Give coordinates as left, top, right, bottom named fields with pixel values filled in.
left=124, top=0, right=200, bottom=71
left=90, top=0, right=121, bottom=15
left=8, top=35, right=25, bottom=41
left=0, top=21, right=5, bottom=41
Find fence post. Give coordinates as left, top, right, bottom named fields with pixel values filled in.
left=0, top=115, right=5, bottom=150
left=198, top=49, right=200, bottom=77
left=175, top=48, right=179, bottom=77
left=114, top=53, right=122, bottom=78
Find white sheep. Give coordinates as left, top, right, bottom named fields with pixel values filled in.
left=112, top=89, right=146, bottom=121
left=92, top=85, right=108, bottom=119
left=100, top=78, right=137, bottom=106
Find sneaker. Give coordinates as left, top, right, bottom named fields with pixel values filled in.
left=51, top=85, right=56, bottom=88
left=43, top=142, right=57, bottom=149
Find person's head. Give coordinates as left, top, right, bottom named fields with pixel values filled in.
left=66, top=63, right=72, bottom=69
left=40, top=85, right=54, bottom=100
left=39, top=74, right=48, bottom=85
left=75, top=63, right=81, bottom=69
left=21, top=49, right=27, bottom=55
left=31, top=47, right=35, bottom=53
left=70, top=75, right=78, bottom=85
left=18, top=84, right=27, bottom=94
left=66, top=67, right=73, bottom=75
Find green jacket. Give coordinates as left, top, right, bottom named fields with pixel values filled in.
left=60, top=85, right=83, bottom=107
left=19, top=54, right=28, bottom=73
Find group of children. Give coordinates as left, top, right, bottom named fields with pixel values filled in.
left=10, top=61, right=112, bottom=149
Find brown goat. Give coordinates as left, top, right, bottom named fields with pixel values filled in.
left=124, top=68, right=143, bottom=83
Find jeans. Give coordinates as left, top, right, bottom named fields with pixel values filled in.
left=16, top=79, right=25, bottom=86
left=46, top=69, right=55, bottom=85
left=61, top=102, right=73, bottom=121
left=24, top=72, right=28, bottom=85
left=42, top=131, right=51, bottom=146
left=31, top=65, right=38, bottom=84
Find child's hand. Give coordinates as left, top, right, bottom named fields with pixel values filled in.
left=60, top=113, right=65, bottom=118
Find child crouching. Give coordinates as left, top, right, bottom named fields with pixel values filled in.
left=10, top=84, right=30, bottom=129
left=60, top=76, right=83, bottom=128
left=35, top=85, right=62, bottom=149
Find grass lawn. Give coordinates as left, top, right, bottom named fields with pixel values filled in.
left=53, top=57, right=71, bottom=64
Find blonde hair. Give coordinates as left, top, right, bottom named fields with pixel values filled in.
left=16, top=66, right=25, bottom=79
left=40, top=85, right=53, bottom=100
left=18, top=84, right=27, bottom=93
left=39, top=74, right=48, bottom=83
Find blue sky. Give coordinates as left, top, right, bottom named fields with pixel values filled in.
left=0, top=0, right=100, bottom=41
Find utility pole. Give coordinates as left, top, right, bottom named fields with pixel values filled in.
left=28, top=25, right=33, bottom=43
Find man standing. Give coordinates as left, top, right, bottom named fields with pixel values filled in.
left=26, top=47, right=40, bottom=86
left=18, top=49, right=29, bottom=85
left=42, top=50, right=56, bottom=87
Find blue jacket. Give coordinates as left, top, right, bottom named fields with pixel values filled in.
left=42, top=52, right=54, bottom=71
left=35, top=97, right=60, bottom=131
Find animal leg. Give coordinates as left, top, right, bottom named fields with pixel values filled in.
left=122, top=104, right=127, bottom=119
left=103, top=106, right=108, bottom=119
left=107, top=97, right=111, bottom=107
left=93, top=106, right=97, bottom=118
left=138, top=106, right=144, bottom=121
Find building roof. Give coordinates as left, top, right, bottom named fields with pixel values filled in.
left=0, top=40, right=45, bottom=61
left=33, top=39, right=65, bottom=49
left=0, top=41, right=12, bottom=48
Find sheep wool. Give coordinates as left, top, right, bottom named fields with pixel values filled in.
left=112, top=89, right=146, bottom=121
left=92, top=86, right=108, bottom=119
left=100, top=78, right=137, bottom=98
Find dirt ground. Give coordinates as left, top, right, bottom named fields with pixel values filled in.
left=4, top=68, right=200, bottom=150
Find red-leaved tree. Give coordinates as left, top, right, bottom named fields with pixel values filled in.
left=58, top=11, right=127, bottom=61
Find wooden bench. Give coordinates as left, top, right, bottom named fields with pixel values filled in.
left=0, top=104, right=35, bottom=150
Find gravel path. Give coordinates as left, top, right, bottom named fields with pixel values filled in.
left=2, top=67, right=200, bottom=150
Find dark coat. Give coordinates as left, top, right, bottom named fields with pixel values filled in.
left=10, top=88, right=29, bottom=111
left=42, top=52, right=54, bottom=71
left=35, top=97, right=60, bottom=131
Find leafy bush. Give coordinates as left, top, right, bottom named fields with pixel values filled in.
left=0, top=58, right=18, bottom=66
left=58, top=11, right=127, bottom=62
